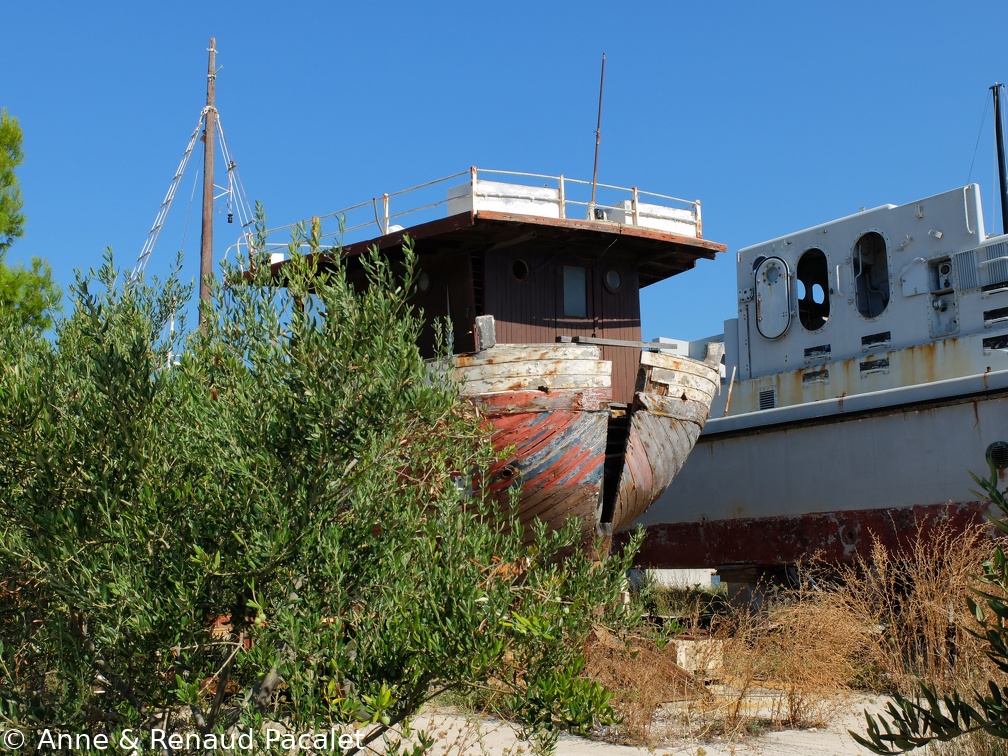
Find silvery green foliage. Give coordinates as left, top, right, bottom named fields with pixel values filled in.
left=0, top=221, right=630, bottom=754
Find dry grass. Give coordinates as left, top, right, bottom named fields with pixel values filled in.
left=578, top=519, right=1008, bottom=751
left=583, top=625, right=708, bottom=743
left=830, top=520, right=1002, bottom=697
left=714, top=588, right=866, bottom=729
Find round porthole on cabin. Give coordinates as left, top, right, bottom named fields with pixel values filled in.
left=987, top=441, right=1008, bottom=471
left=417, top=270, right=431, bottom=293
left=512, top=259, right=529, bottom=281
left=604, top=268, right=621, bottom=292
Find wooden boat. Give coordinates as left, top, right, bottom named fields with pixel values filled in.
left=450, top=319, right=723, bottom=544
left=247, top=168, right=726, bottom=544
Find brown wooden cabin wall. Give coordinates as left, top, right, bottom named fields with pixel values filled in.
left=480, top=248, right=642, bottom=404
left=411, top=255, right=476, bottom=357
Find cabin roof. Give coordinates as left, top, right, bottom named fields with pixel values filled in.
left=268, top=210, right=725, bottom=287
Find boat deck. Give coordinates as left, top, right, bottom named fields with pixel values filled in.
left=234, top=167, right=725, bottom=284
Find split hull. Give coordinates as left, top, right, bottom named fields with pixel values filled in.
left=453, top=343, right=722, bottom=543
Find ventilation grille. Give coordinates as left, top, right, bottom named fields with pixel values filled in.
left=983, top=333, right=1008, bottom=350
left=859, top=358, right=890, bottom=373
left=802, top=368, right=829, bottom=385
left=984, top=306, right=1008, bottom=325
left=987, top=441, right=1008, bottom=471
left=758, top=389, right=777, bottom=410
left=861, top=331, right=891, bottom=348
left=953, top=242, right=1008, bottom=292
left=803, top=344, right=831, bottom=359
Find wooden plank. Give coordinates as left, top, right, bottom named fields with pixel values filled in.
left=460, top=373, right=612, bottom=394
left=455, top=344, right=601, bottom=366
left=649, top=366, right=719, bottom=395
left=455, top=359, right=611, bottom=382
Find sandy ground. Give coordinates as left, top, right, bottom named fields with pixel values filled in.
left=407, top=697, right=890, bottom=755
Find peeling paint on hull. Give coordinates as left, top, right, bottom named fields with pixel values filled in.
left=454, top=345, right=611, bottom=543
left=454, top=343, right=722, bottom=544
left=478, top=395, right=608, bottom=542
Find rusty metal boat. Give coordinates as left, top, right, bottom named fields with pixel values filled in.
left=632, top=87, right=1008, bottom=579
left=243, top=168, right=725, bottom=543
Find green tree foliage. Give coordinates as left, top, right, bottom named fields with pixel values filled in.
left=0, top=108, right=61, bottom=330
left=0, top=108, right=25, bottom=250
left=0, top=228, right=630, bottom=753
left=854, top=467, right=1008, bottom=753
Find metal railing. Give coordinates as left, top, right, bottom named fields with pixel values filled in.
left=228, top=167, right=702, bottom=261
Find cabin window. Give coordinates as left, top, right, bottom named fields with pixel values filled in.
left=563, top=265, right=587, bottom=317
left=604, top=268, right=621, bottom=292
left=512, top=258, right=529, bottom=281
left=853, top=231, right=890, bottom=318
left=796, top=248, right=830, bottom=331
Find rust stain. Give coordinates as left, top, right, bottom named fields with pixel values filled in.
left=622, top=501, right=992, bottom=568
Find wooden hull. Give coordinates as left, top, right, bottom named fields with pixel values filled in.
left=453, top=342, right=722, bottom=544
left=609, top=347, right=723, bottom=533
left=454, top=345, right=611, bottom=543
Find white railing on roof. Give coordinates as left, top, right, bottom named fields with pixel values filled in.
left=228, top=167, right=702, bottom=262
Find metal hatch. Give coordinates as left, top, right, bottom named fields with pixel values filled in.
left=754, top=256, right=792, bottom=339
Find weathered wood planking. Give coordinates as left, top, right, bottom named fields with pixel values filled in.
left=455, top=344, right=602, bottom=365
left=453, top=343, right=612, bottom=545
left=478, top=398, right=608, bottom=545
left=448, top=339, right=723, bottom=545
left=609, top=343, right=723, bottom=533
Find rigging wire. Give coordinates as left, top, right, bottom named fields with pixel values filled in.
left=967, top=92, right=992, bottom=231
left=133, top=107, right=209, bottom=279
left=179, top=148, right=202, bottom=258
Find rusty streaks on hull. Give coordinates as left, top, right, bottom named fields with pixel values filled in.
left=625, top=501, right=992, bottom=569
left=471, top=392, right=608, bottom=544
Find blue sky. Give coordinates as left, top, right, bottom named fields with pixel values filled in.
left=6, top=1, right=1008, bottom=340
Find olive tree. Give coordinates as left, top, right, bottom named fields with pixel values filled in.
left=0, top=229, right=629, bottom=753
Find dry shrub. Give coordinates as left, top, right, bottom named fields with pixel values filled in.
left=925, top=730, right=1007, bottom=756
left=831, top=519, right=1002, bottom=696
left=713, top=585, right=867, bottom=729
left=583, top=625, right=708, bottom=744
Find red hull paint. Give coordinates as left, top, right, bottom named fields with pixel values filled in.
left=625, top=501, right=994, bottom=568
left=469, top=388, right=609, bottom=542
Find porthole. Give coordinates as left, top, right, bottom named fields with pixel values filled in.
left=987, top=441, right=1008, bottom=471
left=512, top=259, right=529, bottom=281
left=797, top=248, right=830, bottom=331
left=417, top=270, right=431, bottom=293
left=853, top=231, right=890, bottom=319
left=604, top=268, right=621, bottom=292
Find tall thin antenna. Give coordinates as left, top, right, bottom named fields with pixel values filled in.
left=992, top=82, right=1008, bottom=235
left=199, top=37, right=218, bottom=325
left=589, top=53, right=606, bottom=218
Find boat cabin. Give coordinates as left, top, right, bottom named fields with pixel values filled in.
left=259, top=168, right=725, bottom=404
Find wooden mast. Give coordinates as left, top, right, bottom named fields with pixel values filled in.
left=199, top=38, right=217, bottom=324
